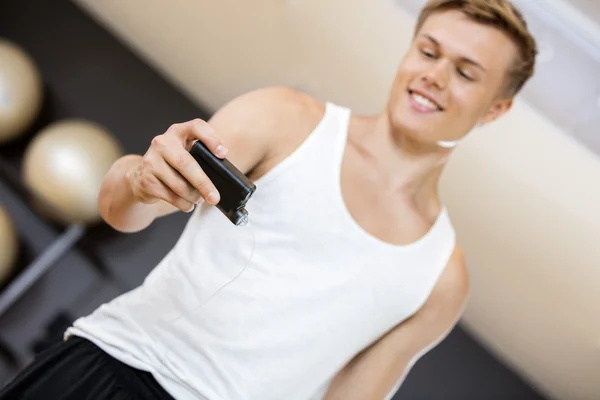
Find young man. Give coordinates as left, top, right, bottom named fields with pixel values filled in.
left=1, top=0, right=537, bottom=399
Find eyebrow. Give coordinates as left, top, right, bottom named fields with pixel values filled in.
left=421, top=34, right=487, bottom=72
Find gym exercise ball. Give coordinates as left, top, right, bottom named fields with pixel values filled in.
left=0, top=38, right=43, bottom=144
left=0, top=204, right=19, bottom=286
left=22, top=119, right=123, bottom=225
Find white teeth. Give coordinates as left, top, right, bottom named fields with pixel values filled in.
left=412, top=93, right=438, bottom=110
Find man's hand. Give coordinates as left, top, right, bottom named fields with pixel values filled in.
left=127, top=118, right=228, bottom=213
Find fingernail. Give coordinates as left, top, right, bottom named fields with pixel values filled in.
left=215, top=145, right=227, bottom=157
left=207, top=192, right=220, bottom=204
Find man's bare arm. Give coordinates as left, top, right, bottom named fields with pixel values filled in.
left=323, top=247, right=470, bottom=400
left=97, top=86, right=306, bottom=233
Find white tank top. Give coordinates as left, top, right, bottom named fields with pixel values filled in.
left=65, top=102, right=456, bottom=400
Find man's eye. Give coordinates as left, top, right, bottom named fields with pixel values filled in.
left=420, top=49, right=436, bottom=59
left=458, top=68, right=474, bottom=81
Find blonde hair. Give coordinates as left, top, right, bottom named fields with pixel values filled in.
left=415, top=0, right=538, bottom=97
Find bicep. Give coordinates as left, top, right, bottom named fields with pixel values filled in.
left=325, top=247, right=470, bottom=399
left=389, top=247, right=470, bottom=361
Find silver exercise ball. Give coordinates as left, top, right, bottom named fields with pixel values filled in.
left=0, top=204, right=19, bottom=286
left=22, top=119, right=124, bottom=225
left=0, top=38, right=43, bottom=144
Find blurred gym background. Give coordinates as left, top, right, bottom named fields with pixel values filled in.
left=0, top=1, right=598, bottom=399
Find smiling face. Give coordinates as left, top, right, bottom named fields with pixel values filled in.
left=387, top=9, right=518, bottom=147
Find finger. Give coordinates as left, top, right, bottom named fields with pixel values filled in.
left=152, top=178, right=196, bottom=213
left=152, top=156, right=202, bottom=204
left=170, top=119, right=228, bottom=158
left=162, top=145, right=221, bottom=205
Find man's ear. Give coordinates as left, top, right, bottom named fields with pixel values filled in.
left=480, top=97, right=513, bottom=125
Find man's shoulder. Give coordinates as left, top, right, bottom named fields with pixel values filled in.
left=211, top=85, right=326, bottom=135
left=212, top=86, right=328, bottom=176
left=206, top=86, right=326, bottom=176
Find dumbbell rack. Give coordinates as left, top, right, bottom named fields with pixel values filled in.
left=0, top=156, right=83, bottom=318
left=0, top=153, right=123, bottom=372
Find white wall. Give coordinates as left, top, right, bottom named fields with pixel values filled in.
left=71, top=0, right=600, bottom=399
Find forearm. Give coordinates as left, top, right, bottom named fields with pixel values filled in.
left=323, top=348, right=411, bottom=400
left=98, top=154, right=176, bottom=233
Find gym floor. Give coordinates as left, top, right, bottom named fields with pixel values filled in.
left=0, top=1, right=546, bottom=399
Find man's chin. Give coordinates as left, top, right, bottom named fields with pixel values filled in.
left=391, top=111, right=438, bottom=135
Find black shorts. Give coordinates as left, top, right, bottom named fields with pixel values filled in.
left=0, top=336, right=175, bottom=400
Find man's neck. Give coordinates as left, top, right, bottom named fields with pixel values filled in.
left=350, top=112, right=451, bottom=203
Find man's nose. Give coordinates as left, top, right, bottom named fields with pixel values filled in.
left=422, top=59, right=450, bottom=90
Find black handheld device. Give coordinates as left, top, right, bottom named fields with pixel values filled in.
left=188, top=140, right=256, bottom=226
